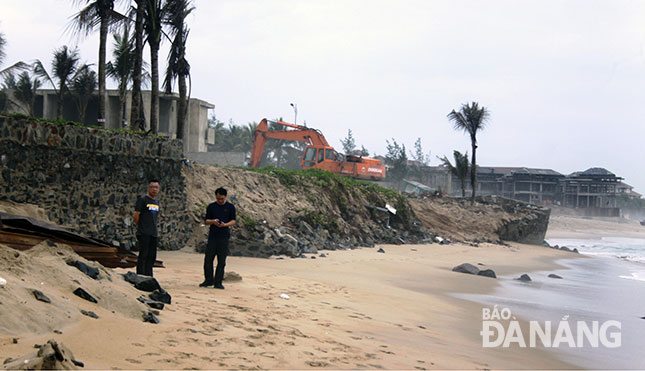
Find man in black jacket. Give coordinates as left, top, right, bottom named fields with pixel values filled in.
left=200, top=187, right=236, bottom=289
left=134, top=179, right=160, bottom=277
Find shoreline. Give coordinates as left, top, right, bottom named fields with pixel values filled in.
left=0, top=242, right=580, bottom=369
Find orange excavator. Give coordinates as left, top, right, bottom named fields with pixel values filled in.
left=249, top=118, right=386, bottom=181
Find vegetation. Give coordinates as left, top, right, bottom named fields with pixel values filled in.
left=439, top=150, right=470, bottom=197
left=70, top=67, right=97, bottom=123
left=447, top=101, right=490, bottom=204
left=34, top=46, right=84, bottom=119
left=384, top=138, right=408, bottom=181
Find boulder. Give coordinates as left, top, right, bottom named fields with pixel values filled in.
left=137, top=296, right=164, bottom=310
left=548, top=274, right=563, bottom=279
left=149, top=288, right=172, bottom=304
left=122, top=271, right=161, bottom=292
left=516, top=274, right=532, bottom=282
left=477, top=269, right=497, bottom=278
left=452, top=263, right=480, bottom=275
left=377, top=248, right=385, bottom=253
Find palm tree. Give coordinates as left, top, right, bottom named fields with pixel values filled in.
left=70, top=67, right=97, bottom=123
left=0, top=31, right=29, bottom=80
left=0, top=31, right=5, bottom=67
left=142, top=0, right=165, bottom=134
left=106, top=25, right=135, bottom=127
left=163, top=0, right=194, bottom=140
left=34, top=46, right=82, bottom=119
left=69, top=0, right=124, bottom=126
left=6, top=71, right=41, bottom=116
left=447, top=102, right=490, bottom=204
left=129, top=0, right=145, bottom=131
left=439, top=150, right=470, bottom=197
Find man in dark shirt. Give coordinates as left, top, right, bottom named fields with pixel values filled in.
left=134, top=180, right=160, bottom=277
left=200, top=187, right=236, bottom=289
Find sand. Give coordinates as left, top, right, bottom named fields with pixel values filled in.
left=0, top=239, right=580, bottom=370
left=547, top=215, right=645, bottom=239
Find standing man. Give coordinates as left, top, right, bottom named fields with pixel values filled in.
left=201, top=187, right=236, bottom=289
left=134, top=179, right=160, bottom=277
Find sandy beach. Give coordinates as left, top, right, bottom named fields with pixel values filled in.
left=1, top=239, right=581, bottom=370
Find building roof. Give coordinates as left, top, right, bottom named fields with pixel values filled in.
left=569, top=167, right=616, bottom=177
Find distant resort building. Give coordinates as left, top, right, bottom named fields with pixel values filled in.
left=2, top=88, right=214, bottom=153
left=404, top=165, right=629, bottom=215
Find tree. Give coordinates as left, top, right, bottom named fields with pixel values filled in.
left=0, top=30, right=30, bottom=110
left=4, top=72, right=41, bottom=116
left=340, top=129, right=356, bottom=154
left=385, top=138, right=408, bottom=181
left=0, top=31, right=5, bottom=67
left=439, top=150, right=470, bottom=197
left=411, top=137, right=430, bottom=165
left=129, top=0, right=145, bottom=131
left=163, top=0, right=194, bottom=140
left=142, top=0, right=166, bottom=134
left=106, top=25, right=135, bottom=127
left=359, top=145, right=369, bottom=157
left=70, top=67, right=97, bottom=123
left=34, top=46, right=82, bottom=119
left=447, top=101, right=490, bottom=204
left=69, top=0, right=124, bottom=126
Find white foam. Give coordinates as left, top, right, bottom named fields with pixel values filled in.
left=619, top=272, right=645, bottom=282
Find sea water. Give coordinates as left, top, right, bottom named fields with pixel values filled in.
left=455, top=237, right=645, bottom=369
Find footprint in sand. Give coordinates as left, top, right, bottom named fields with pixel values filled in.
left=307, top=361, right=330, bottom=367
left=125, top=358, right=142, bottom=364
left=131, top=343, right=145, bottom=347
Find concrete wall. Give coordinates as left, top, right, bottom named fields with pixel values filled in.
left=0, top=116, right=193, bottom=251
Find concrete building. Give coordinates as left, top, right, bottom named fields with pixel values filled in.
left=560, top=167, right=622, bottom=215
left=4, top=88, right=214, bottom=153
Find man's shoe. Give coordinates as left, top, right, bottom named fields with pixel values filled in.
left=213, top=283, right=225, bottom=290
left=199, top=281, right=213, bottom=287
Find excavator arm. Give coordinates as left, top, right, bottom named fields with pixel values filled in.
left=249, top=118, right=330, bottom=168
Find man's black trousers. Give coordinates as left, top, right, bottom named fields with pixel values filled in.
left=204, top=238, right=229, bottom=285
left=136, top=234, right=158, bottom=277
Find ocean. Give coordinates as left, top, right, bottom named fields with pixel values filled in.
left=456, top=237, right=645, bottom=369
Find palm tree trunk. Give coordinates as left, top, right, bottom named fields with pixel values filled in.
left=150, top=42, right=159, bottom=134
left=470, top=139, right=477, bottom=204
left=130, top=0, right=144, bottom=131
left=98, top=17, right=108, bottom=126
left=56, top=89, right=63, bottom=119
left=177, top=75, right=187, bottom=140
left=461, top=179, right=466, bottom=198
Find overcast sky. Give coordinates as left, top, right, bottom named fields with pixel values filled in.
left=2, top=0, right=645, bottom=193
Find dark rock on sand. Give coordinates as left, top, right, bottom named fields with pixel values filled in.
left=81, top=310, right=99, bottom=319
left=377, top=248, right=385, bottom=253
left=3, top=340, right=80, bottom=370
left=517, top=274, right=532, bottom=282
left=73, top=288, right=98, bottom=303
left=149, top=288, right=172, bottom=304
left=123, top=271, right=161, bottom=292
left=143, top=311, right=159, bottom=324
left=138, top=296, right=165, bottom=310
left=67, top=260, right=99, bottom=280
left=452, top=263, right=480, bottom=275
left=477, top=269, right=497, bottom=278
left=548, top=274, right=563, bottom=279
left=32, top=290, right=51, bottom=303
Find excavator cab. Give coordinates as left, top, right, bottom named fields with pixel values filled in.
left=302, top=146, right=339, bottom=168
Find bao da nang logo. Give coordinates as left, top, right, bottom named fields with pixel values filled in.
left=481, top=306, right=621, bottom=348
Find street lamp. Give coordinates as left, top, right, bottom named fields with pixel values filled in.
left=290, top=103, right=298, bottom=125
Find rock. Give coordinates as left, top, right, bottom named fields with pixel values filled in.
left=2, top=340, right=80, bottom=370
left=548, top=274, right=563, bottom=279
left=377, top=248, right=385, bottom=253
left=572, top=248, right=579, bottom=254
left=12, top=338, right=18, bottom=344
left=452, top=263, right=480, bottom=275
left=122, top=271, right=161, bottom=292
left=67, top=260, right=99, bottom=280
left=517, top=274, right=532, bottom=282
left=32, top=290, right=51, bottom=303
left=560, top=246, right=572, bottom=252
left=143, top=311, right=159, bottom=324
left=81, top=310, right=99, bottom=319
left=319, top=253, right=327, bottom=258
left=73, top=288, right=98, bottom=303
left=137, top=296, right=165, bottom=310
left=149, top=288, right=172, bottom=304
left=477, top=269, right=497, bottom=278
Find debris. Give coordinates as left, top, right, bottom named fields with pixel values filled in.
left=66, top=260, right=99, bottom=280
left=149, top=288, right=171, bottom=305
left=122, top=272, right=161, bottom=292
left=137, top=296, right=164, bottom=310
left=0, top=277, right=6, bottom=287
left=73, top=288, right=97, bottom=303
left=80, top=310, right=99, bottom=319
left=32, top=290, right=52, bottom=304
left=280, top=293, right=290, bottom=300
left=2, top=340, right=81, bottom=370
left=143, top=311, right=159, bottom=324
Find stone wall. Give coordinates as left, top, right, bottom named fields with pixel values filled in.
left=485, top=196, right=551, bottom=244
left=0, top=116, right=192, bottom=250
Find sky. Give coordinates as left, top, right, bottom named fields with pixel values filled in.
left=2, top=0, right=645, bottom=193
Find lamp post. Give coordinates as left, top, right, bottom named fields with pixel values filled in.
left=290, top=103, right=298, bottom=125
